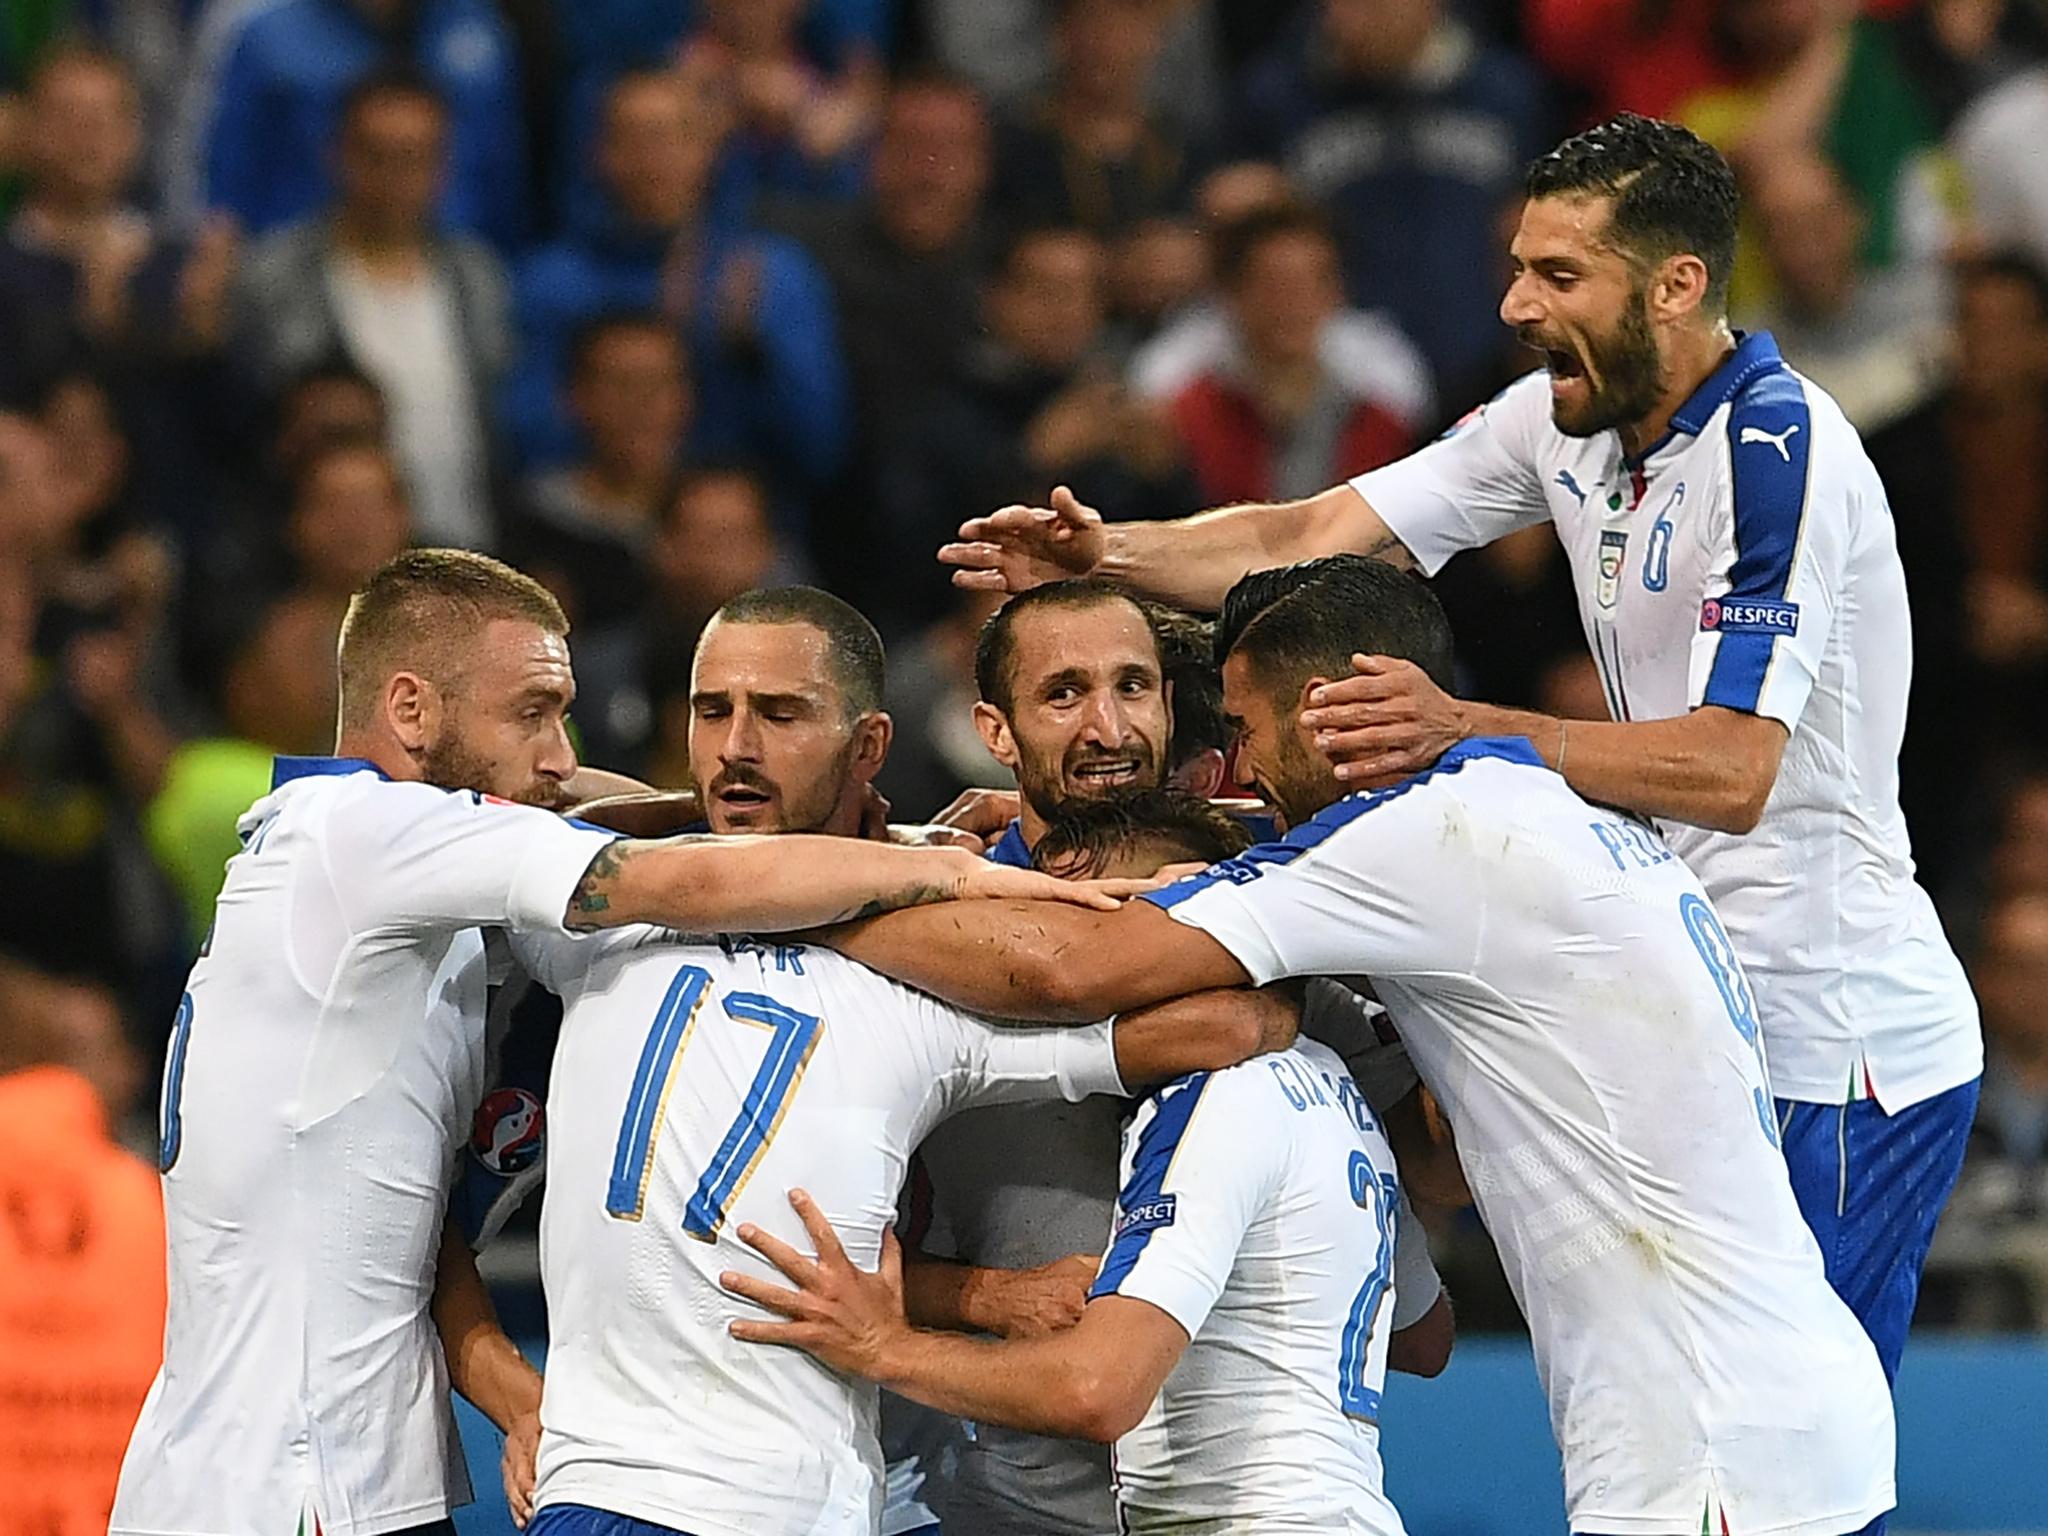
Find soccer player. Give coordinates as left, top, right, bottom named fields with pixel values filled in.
left=501, top=836, right=1295, bottom=1534
left=825, top=557, right=1898, bottom=1536
left=941, top=114, right=1983, bottom=1409
left=111, top=552, right=1109, bottom=1536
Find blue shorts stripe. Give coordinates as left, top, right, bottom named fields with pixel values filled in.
left=529, top=1505, right=699, bottom=1536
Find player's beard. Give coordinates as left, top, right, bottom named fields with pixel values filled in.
left=1265, top=728, right=1341, bottom=832
left=707, top=737, right=860, bottom=834
left=422, top=730, right=562, bottom=809
left=1015, top=739, right=1162, bottom=828
left=1533, top=280, right=1665, bottom=439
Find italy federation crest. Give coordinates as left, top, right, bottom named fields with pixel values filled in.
left=1597, top=529, right=1628, bottom=613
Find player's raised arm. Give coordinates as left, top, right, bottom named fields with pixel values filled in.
left=940, top=484, right=1412, bottom=610
left=823, top=896, right=1248, bottom=1021
left=561, top=836, right=1134, bottom=934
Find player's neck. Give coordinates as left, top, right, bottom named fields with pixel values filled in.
left=1620, top=321, right=1738, bottom=460
left=331, top=729, right=422, bottom=783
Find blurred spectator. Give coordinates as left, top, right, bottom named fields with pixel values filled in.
left=0, top=41, right=240, bottom=531
left=171, top=0, right=527, bottom=248
left=780, top=73, right=991, bottom=628
left=147, top=593, right=339, bottom=943
left=282, top=433, right=413, bottom=614
left=0, top=958, right=163, bottom=1536
left=1972, top=885, right=2048, bottom=1214
left=630, top=467, right=790, bottom=782
left=878, top=225, right=1196, bottom=633
left=1744, top=151, right=1947, bottom=434
left=671, top=0, right=882, bottom=222
left=924, top=0, right=1228, bottom=142
left=235, top=70, right=507, bottom=551
left=1232, top=0, right=1549, bottom=391
left=506, top=312, right=687, bottom=637
left=1954, top=59, right=2048, bottom=274
left=1165, top=200, right=1423, bottom=504
left=503, top=70, right=847, bottom=506
left=872, top=586, right=1008, bottom=818
left=989, top=0, right=1193, bottom=237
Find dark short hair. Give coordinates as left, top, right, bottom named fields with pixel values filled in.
left=339, top=66, right=447, bottom=131
left=1525, top=113, right=1739, bottom=311
left=1224, top=556, right=1455, bottom=698
left=1031, top=787, right=1254, bottom=877
left=706, top=585, right=886, bottom=717
left=1142, top=603, right=1227, bottom=769
left=566, top=309, right=687, bottom=385
left=1960, top=251, right=2048, bottom=320
left=1213, top=555, right=1370, bottom=667
left=973, top=579, right=1154, bottom=716
left=1211, top=198, right=1337, bottom=289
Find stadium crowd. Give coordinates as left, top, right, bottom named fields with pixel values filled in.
left=4, top=0, right=2048, bottom=1528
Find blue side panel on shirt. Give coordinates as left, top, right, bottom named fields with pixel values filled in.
left=1144, top=735, right=1546, bottom=911
left=1091, top=1072, right=1212, bottom=1298
left=1703, top=365, right=1813, bottom=713
left=985, top=820, right=1033, bottom=868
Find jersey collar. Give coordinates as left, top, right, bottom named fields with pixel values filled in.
left=986, top=819, right=1034, bottom=868
left=1626, top=330, right=1786, bottom=468
left=270, top=755, right=390, bottom=789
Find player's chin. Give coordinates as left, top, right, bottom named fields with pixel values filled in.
left=715, top=799, right=781, bottom=831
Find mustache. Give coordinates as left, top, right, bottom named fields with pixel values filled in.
left=709, top=764, right=777, bottom=796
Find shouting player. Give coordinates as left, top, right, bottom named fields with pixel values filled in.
left=112, top=552, right=1110, bottom=1536
left=942, top=114, right=1983, bottom=1424
left=727, top=789, right=1449, bottom=1536
left=825, top=557, right=1897, bottom=1536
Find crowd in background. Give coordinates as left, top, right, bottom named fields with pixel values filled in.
left=2, top=0, right=2048, bottom=1324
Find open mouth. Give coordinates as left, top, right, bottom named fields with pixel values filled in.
left=1545, top=347, right=1586, bottom=381
left=1070, top=758, right=1143, bottom=791
left=715, top=784, right=773, bottom=809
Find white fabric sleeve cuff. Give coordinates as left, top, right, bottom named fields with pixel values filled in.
left=1157, top=887, right=1290, bottom=986
left=1390, top=1190, right=1444, bottom=1331
left=505, top=821, right=622, bottom=934
left=1056, top=1019, right=1127, bottom=1101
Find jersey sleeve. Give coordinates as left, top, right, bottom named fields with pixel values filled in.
left=1389, top=1189, right=1444, bottom=1331
left=1087, top=1071, right=1276, bottom=1339
left=938, top=1005, right=1128, bottom=1111
left=1349, top=371, right=1553, bottom=575
left=1688, top=376, right=1844, bottom=731
left=1142, top=766, right=1482, bottom=986
left=323, top=782, right=618, bottom=937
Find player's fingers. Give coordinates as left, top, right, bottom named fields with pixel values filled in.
left=982, top=502, right=1059, bottom=532
left=951, top=567, right=1015, bottom=591
left=728, top=1317, right=816, bottom=1348
left=720, top=1269, right=813, bottom=1318
left=1313, top=722, right=1420, bottom=760
left=1331, top=745, right=1431, bottom=782
left=734, top=1221, right=819, bottom=1287
left=1300, top=699, right=1414, bottom=736
left=1304, top=674, right=1410, bottom=712
left=938, top=540, right=1002, bottom=569
left=788, top=1188, right=851, bottom=1270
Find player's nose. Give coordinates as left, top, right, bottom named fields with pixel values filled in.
left=1500, top=275, right=1543, bottom=329
left=537, top=717, right=578, bottom=783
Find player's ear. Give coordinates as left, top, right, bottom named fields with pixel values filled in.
left=385, top=670, right=437, bottom=753
left=972, top=700, right=1020, bottom=771
left=1168, top=747, right=1227, bottom=800
left=851, top=710, right=893, bottom=778
left=1652, top=252, right=1709, bottom=322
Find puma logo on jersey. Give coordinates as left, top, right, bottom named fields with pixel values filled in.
left=1554, top=469, right=1590, bottom=507
left=1739, top=423, right=1801, bottom=461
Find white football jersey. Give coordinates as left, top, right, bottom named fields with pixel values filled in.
left=1095, top=1038, right=1428, bottom=1536
left=1354, top=333, right=1980, bottom=1111
left=1149, top=741, right=1895, bottom=1535
left=113, top=758, right=616, bottom=1536
left=512, top=927, right=1126, bottom=1536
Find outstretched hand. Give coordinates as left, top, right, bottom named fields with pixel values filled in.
left=957, top=859, right=1152, bottom=911
left=939, top=485, right=1106, bottom=592
left=723, top=1189, right=910, bottom=1380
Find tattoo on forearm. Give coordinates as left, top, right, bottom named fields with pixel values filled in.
left=567, top=840, right=634, bottom=930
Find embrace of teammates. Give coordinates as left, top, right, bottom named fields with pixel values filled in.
left=112, top=112, right=1980, bottom=1536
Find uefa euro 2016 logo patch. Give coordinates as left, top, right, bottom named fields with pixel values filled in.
left=1699, top=598, right=1800, bottom=636
left=470, top=1087, right=545, bottom=1175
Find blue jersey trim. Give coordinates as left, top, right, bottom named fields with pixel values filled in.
left=1702, top=363, right=1813, bottom=713
left=270, top=755, right=388, bottom=788
left=1625, top=331, right=1786, bottom=468
left=985, top=819, right=1032, bottom=868
left=1143, top=736, right=1546, bottom=911
left=1091, top=1072, right=1212, bottom=1298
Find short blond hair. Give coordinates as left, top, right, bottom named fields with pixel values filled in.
left=338, top=549, right=568, bottom=728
